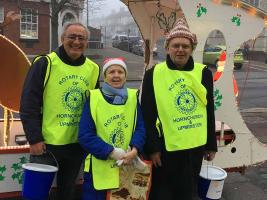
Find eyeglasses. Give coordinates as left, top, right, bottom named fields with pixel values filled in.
left=170, top=43, right=192, bottom=50
left=65, top=34, right=87, bottom=42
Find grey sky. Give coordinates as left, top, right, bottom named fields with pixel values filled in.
left=83, top=0, right=125, bottom=25
left=92, top=0, right=126, bottom=17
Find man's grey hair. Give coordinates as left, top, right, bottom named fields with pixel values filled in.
left=61, top=22, right=90, bottom=39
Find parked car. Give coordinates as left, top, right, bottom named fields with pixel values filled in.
left=233, top=48, right=244, bottom=69
left=128, top=36, right=141, bottom=52
left=117, top=36, right=141, bottom=52
left=132, top=42, right=144, bottom=56
left=131, top=40, right=158, bottom=57
left=112, top=34, right=128, bottom=48
left=203, top=45, right=244, bottom=69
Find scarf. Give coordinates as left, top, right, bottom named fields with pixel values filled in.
left=101, top=82, right=128, bottom=104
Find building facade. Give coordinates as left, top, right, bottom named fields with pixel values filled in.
left=242, top=0, right=267, bottom=11
left=0, top=0, right=84, bottom=56
left=0, top=0, right=50, bottom=55
left=259, top=0, right=267, bottom=10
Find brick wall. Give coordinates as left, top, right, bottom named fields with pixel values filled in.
left=1, top=0, right=50, bottom=55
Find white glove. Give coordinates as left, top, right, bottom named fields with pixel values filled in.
left=133, top=156, right=147, bottom=171
left=116, top=159, right=124, bottom=166
left=110, top=148, right=126, bottom=161
left=115, top=147, right=132, bottom=167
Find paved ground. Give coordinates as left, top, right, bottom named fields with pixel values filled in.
left=222, top=162, right=267, bottom=200
left=220, top=107, right=267, bottom=200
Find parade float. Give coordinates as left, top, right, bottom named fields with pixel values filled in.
left=0, top=33, right=31, bottom=198
left=121, top=0, right=267, bottom=172
left=1, top=0, right=267, bottom=198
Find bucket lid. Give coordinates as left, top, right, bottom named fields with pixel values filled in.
left=22, top=163, right=58, bottom=172
left=199, top=165, right=227, bottom=180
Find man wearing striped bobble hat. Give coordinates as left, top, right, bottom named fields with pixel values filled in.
left=141, top=18, right=217, bottom=200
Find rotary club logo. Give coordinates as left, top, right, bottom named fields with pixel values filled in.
left=62, top=86, right=84, bottom=112
left=175, top=89, right=197, bottom=114
left=109, top=127, right=125, bottom=148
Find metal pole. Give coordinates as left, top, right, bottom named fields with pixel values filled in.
left=127, top=29, right=130, bottom=52
left=87, top=0, right=89, bottom=27
left=219, top=121, right=225, bottom=146
left=104, top=26, right=106, bottom=48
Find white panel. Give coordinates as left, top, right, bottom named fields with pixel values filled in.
left=122, top=0, right=267, bottom=169
left=179, top=0, right=267, bottom=168
left=0, top=153, right=29, bottom=193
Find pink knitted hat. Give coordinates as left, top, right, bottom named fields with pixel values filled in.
left=165, top=18, right=197, bottom=49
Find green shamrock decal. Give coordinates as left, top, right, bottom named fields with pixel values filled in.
left=231, top=14, right=241, bottom=26
left=0, top=165, right=7, bottom=181
left=20, top=157, right=28, bottom=164
left=11, top=156, right=28, bottom=184
left=214, top=88, right=223, bottom=111
left=196, top=3, right=207, bottom=17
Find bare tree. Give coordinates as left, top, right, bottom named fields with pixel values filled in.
left=17, top=0, right=106, bottom=50
left=16, top=0, right=83, bottom=50
left=51, top=0, right=106, bottom=50
left=50, top=0, right=83, bottom=50
left=84, top=0, right=106, bottom=27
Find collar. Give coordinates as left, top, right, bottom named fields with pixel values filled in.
left=54, top=46, right=86, bottom=66
left=166, top=54, right=194, bottom=71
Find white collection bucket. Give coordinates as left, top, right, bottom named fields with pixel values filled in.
left=22, top=163, right=58, bottom=200
left=198, top=165, right=227, bottom=200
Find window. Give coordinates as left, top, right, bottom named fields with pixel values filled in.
left=249, top=0, right=259, bottom=7
left=214, top=47, right=223, bottom=52
left=0, top=7, right=4, bottom=23
left=20, top=8, right=38, bottom=39
left=62, top=12, right=75, bottom=26
left=255, top=0, right=259, bottom=7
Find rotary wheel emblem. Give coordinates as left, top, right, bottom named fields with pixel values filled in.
left=62, top=86, right=84, bottom=111
left=109, top=127, right=124, bottom=148
left=175, top=90, right=197, bottom=114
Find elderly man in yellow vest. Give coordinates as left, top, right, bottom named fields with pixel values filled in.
left=141, top=18, right=217, bottom=200
left=20, top=22, right=100, bottom=200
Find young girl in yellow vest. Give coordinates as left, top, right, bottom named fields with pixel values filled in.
left=78, top=58, right=146, bottom=200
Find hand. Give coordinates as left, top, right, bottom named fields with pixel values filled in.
left=30, top=142, right=46, bottom=155
left=150, top=152, right=162, bottom=167
left=133, top=156, right=147, bottom=171
left=204, top=151, right=216, bottom=161
left=122, top=147, right=138, bottom=165
left=109, top=148, right=126, bottom=160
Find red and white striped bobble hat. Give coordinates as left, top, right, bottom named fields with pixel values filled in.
left=165, top=18, right=197, bottom=49
left=102, top=57, right=127, bottom=76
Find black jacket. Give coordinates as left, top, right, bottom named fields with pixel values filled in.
left=19, top=46, right=100, bottom=145
left=141, top=55, right=217, bottom=155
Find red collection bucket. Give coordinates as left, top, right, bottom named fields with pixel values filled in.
left=22, top=162, right=58, bottom=200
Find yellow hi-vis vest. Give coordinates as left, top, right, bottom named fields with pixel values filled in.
left=42, top=52, right=99, bottom=145
left=84, top=89, right=137, bottom=190
left=153, top=62, right=207, bottom=151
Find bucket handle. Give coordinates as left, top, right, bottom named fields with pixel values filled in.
left=43, top=150, right=59, bottom=169
left=205, top=160, right=214, bottom=179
